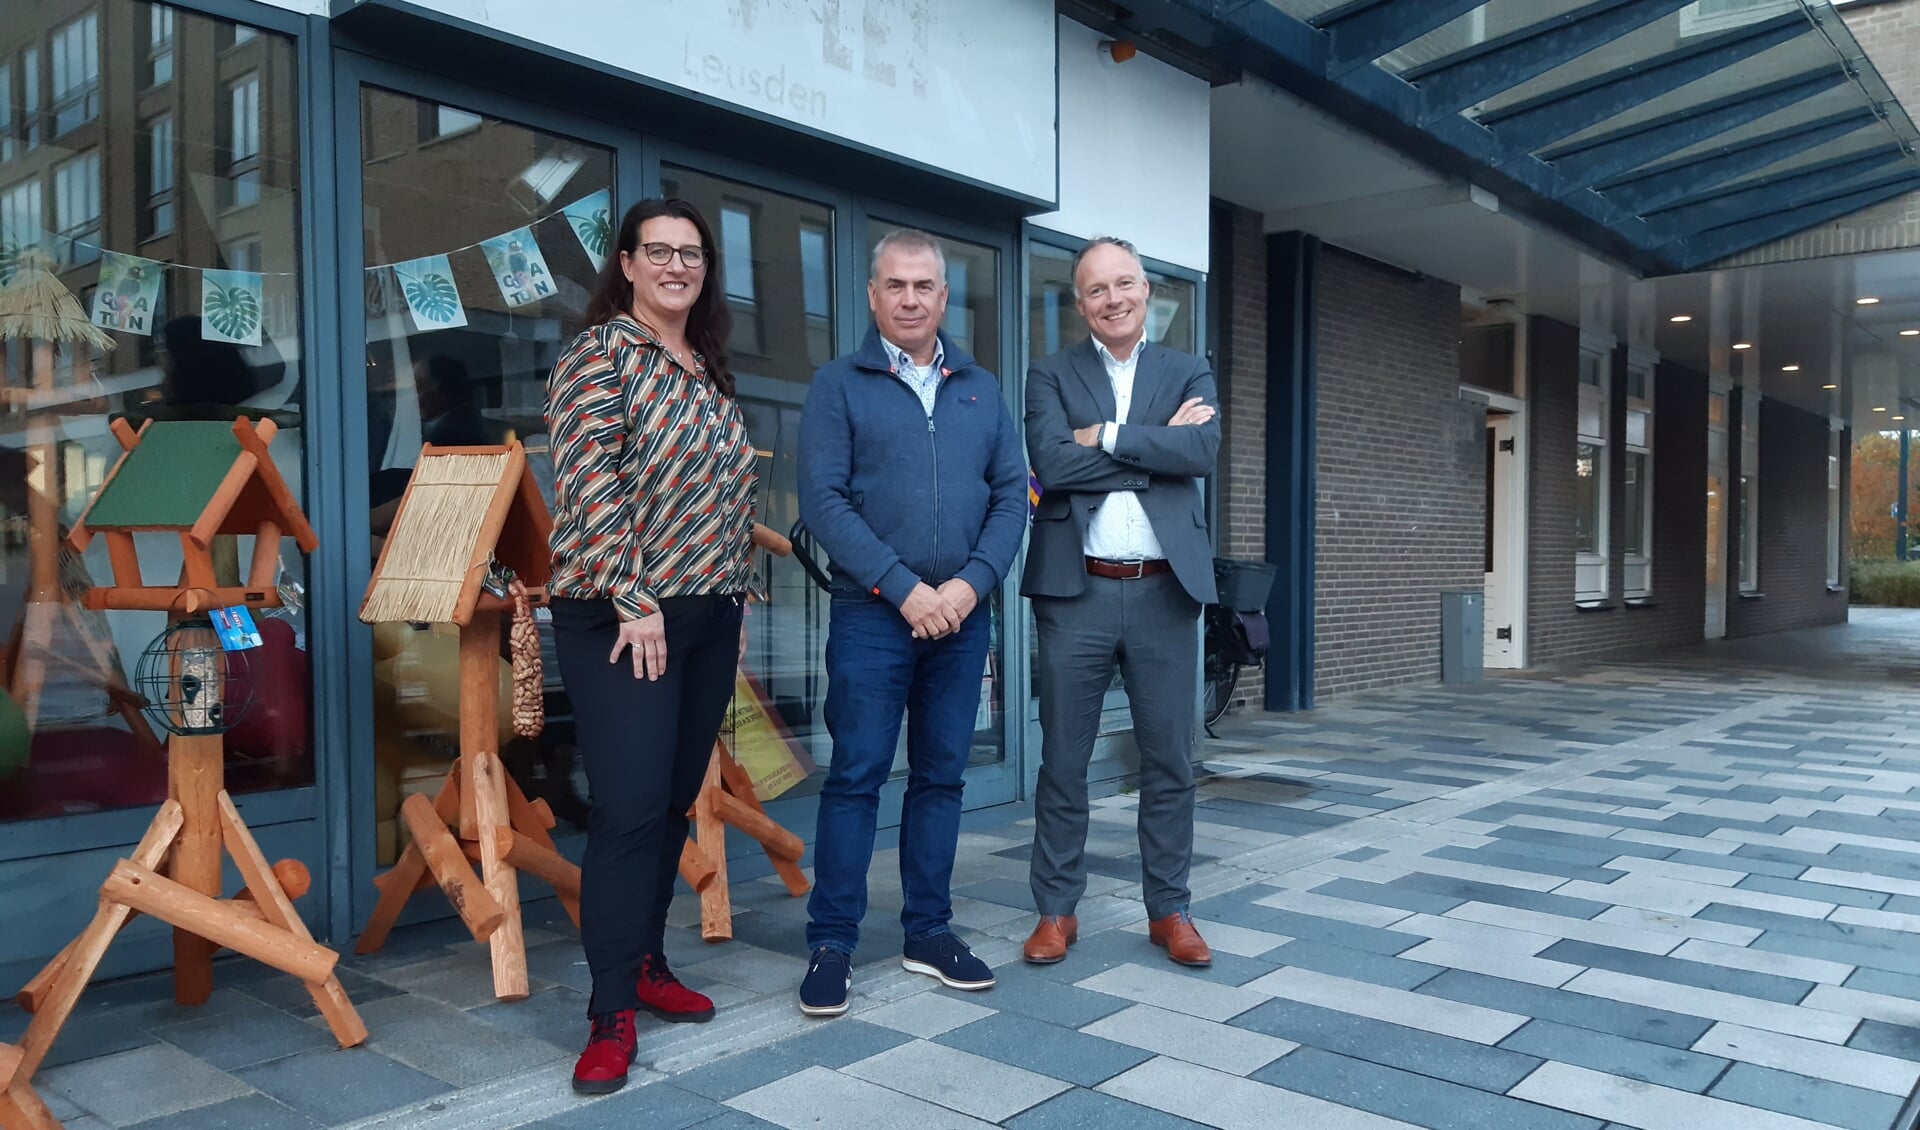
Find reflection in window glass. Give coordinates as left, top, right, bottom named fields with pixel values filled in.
left=799, top=220, right=831, bottom=366
left=360, top=88, right=612, bottom=861
left=1575, top=442, right=1602, bottom=555
left=226, top=74, right=261, bottom=207
left=0, top=1, right=309, bottom=823
left=1622, top=451, right=1646, bottom=556
left=0, top=62, right=13, bottom=164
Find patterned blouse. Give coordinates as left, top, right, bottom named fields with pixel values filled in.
left=545, top=315, right=757, bottom=620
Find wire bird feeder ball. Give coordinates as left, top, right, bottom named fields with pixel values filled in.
left=134, top=621, right=257, bottom=736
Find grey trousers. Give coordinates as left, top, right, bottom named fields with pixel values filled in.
left=1030, top=572, right=1200, bottom=920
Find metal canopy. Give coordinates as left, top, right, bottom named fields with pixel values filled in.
left=1166, top=0, right=1920, bottom=274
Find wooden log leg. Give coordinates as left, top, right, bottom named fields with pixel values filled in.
left=471, top=749, right=528, bottom=1000
left=694, top=755, right=731, bottom=943
left=714, top=745, right=812, bottom=897
left=398, top=794, right=503, bottom=941
left=464, top=829, right=580, bottom=900
left=217, top=793, right=367, bottom=1049
left=13, top=802, right=183, bottom=1085
left=167, top=732, right=224, bottom=1006
left=678, top=839, right=718, bottom=892
left=100, top=863, right=338, bottom=985
left=356, top=771, right=459, bottom=955
left=0, top=1081, right=62, bottom=1130
left=502, top=775, right=580, bottom=928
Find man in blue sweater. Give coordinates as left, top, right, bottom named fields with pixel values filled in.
left=796, top=228, right=1027, bottom=1016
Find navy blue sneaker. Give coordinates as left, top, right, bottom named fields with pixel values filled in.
left=799, top=947, right=852, bottom=1017
left=902, top=932, right=995, bottom=991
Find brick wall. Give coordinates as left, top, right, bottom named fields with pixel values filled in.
left=1526, top=318, right=1712, bottom=662
left=1845, top=0, right=1920, bottom=111
left=1726, top=398, right=1849, bottom=637
left=1311, top=247, right=1484, bottom=696
left=1211, top=201, right=1268, bottom=712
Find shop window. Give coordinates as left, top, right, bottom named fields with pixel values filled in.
left=720, top=200, right=761, bottom=355
left=147, top=5, right=174, bottom=88
left=1623, top=361, right=1654, bottom=598
left=54, top=151, right=101, bottom=266
left=0, top=61, right=14, bottom=164
left=141, top=114, right=174, bottom=239
left=1739, top=395, right=1760, bottom=592
left=0, top=0, right=309, bottom=825
left=1828, top=430, right=1842, bottom=588
left=50, top=13, right=99, bottom=137
left=799, top=219, right=832, bottom=366
left=224, top=73, right=261, bottom=209
left=1575, top=349, right=1610, bottom=602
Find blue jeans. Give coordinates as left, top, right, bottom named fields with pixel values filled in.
left=806, top=592, right=991, bottom=954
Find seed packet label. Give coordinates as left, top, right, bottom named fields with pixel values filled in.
left=212, top=606, right=264, bottom=651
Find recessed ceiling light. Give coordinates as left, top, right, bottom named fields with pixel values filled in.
left=1903, top=329, right=1920, bottom=337
left=1859, top=297, right=1882, bottom=305
left=1824, top=384, right=1839, bottom=390
left=1897, top=416, right=1909, bottom=422
left=1669, top=315, right=1693, bottom=323
left=1782, top=364, right=1801, bottom=371
left=1875, top=406, right=1889, bottom=412
left=1732, top=342, right=1752, bottom=350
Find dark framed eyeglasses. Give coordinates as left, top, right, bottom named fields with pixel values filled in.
left=637, top=242, right=707, bottom=268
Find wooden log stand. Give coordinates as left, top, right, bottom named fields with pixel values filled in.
left=2, top=419, right=366, bottom=1129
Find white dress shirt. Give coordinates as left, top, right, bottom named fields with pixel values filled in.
left=1085, top=337, right=1166, bottom=561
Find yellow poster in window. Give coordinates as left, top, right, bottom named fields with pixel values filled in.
left=720, top=670, right=815, bottom=802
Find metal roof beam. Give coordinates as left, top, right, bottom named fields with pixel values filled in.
left=1644, top=145, right=1909, bottom=235
left=1314, top=0, right=1490, bottom=76
left=1543, top=69, right=1850, bottom=193
left=1406, top=0, right=1696, bottom=122
left=1480, top=11, right=1813, bottom=150
left=1672, top=170, right=1920, bottom=270
left=1600, top=108, right=1882, bottom=213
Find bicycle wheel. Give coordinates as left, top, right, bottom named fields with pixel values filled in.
left=1203, top=650, right=1239, bottom=728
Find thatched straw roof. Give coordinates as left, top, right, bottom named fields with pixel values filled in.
left=0, top=249, right=116, bottom=351
left=360, top=452, right=513, bottom=625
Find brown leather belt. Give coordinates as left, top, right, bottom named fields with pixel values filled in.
left=1085, top=557, right=1172, bottom=580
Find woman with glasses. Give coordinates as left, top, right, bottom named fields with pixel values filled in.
left=545, top=198, right=756, bottom=1095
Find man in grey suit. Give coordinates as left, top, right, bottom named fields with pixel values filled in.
left=1021, top=236, right=1220, bottom=968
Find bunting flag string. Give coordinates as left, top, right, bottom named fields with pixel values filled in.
left=1, top=189, right=616, bottom=346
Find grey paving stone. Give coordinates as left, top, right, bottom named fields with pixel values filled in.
left=677, top=1112, right=781, bottom=1129
left=1254, top=1044, right=1604, bottom=1130
left=1734, top=878, right=1885, bottom=914
left=1265, top=938, right=1444, bottom=991
left=1488, top=825, right=1676, bottom=861
left=1662, top=850, right=1806, bottom=880
left=1706, top=1062, right=1906, bottom=1130
left=468, top=985, right=590, bottom=1053
left=669, top=1049, right=816, bottom=1101
left=1537, top=788, right=1673, bottom=810
left=1307, top=877, right=1465, bottom=917
left=33, top=1010, right=158, bottom=1069
left=1003, top=1086, right=1208, bottom=1129
left=1730, top=844, right=1840, bottom=872
left=1536, top=939, right=1814, bottom=1005
left=937, top=1011, right=1151, bottom=1086
left=151, top=994, right=337, bottom=1070
left=1230, top=998, right=1541, bottom=1093
left=237, top=1045, right=451, bottom=1124
left=1340, top=847, right=1389, bottom=863
left=357, top=992, right=572, bottom=1086
left=1701, top=904, right=1915, bottom=950
left=41, top=1043, right=250, bottom=1127
left=1498, top=1019, right=1730, bottom=1093
left=1185, top=898, right=1422, bottom=956
left=1431, top=845, right=1629, bottom=884
left=227, top=965, right=407, bottom=1020
left=1746, top=923, right=1920, bottom=978
left=119, top=1093, right=320, bottom=1130
left=1386, top=873, right=1614, bottom=921
left=763, top=1018, right=913, bottom=1068
left=1417, top=970, right=1715, bottom=1049
left=526, top=1081, right=732, bottom=1129
left=967, top=962, right=1131, bottom=1027
left=1844, top=967, right=1920, bottom=1003
left=1848, top=1019, right=1920, bottom=1061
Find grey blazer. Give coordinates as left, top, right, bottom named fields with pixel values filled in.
left=1020, top=339, right=1220, bottom=606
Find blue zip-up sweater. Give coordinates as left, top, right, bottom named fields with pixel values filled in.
left=798, top=328, right=1028, bottom=608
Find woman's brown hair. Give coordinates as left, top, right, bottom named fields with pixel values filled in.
left=583, top=198, right=735, bottom=397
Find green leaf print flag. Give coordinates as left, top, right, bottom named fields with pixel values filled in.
left=394, top=254, right=469, bottom=332
left=201, top=269, right=264, bottom=347
left=563, top=190, right=613, bottom=272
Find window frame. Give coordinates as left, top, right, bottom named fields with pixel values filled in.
left=1738, top=393, right=1761, bottom=593
left=49, top=12, right=100, bottom=137
left=1622, top=355, right=1655, bottom=599
left=147, top=4, right=175, bottom=88
left=52, top=149, right=100, bottom=265
left=142, top=113, right=176, bottom=240
left=1827, top=426, right=1842, bottom=590
left=1575, top=345, right=1611, bottom=603
left=223, top=71, right=263, bottom=209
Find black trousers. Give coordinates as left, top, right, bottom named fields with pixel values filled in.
left=549, top=593, right=743, bottom=1015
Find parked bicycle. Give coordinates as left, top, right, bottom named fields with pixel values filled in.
left=1204, top=557, right=1277, bottom=732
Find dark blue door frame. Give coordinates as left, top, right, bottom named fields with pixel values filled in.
left=1265, top=232, right=1318, bottom=712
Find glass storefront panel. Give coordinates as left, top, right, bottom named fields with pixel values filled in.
left=0, top=1, right=309, bottom=821
left=359, top=86, right=612, bottom=862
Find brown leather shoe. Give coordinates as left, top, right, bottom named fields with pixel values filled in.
left=1148, top=912, right=1213, bottom=967
left=1023, top=915, right=1078, bottom=964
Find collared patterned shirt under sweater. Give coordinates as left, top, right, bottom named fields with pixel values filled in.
left=883, top=336, right=946, bottom=417
left=545, top=314, right=757, bottom=621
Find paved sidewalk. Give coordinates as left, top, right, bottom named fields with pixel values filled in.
left=16, top=610, right=1920, bottom=1129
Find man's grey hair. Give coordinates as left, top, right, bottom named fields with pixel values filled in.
left=1070, top=235, right=1145, bottom=298
left=870, top=228, right=947, bottom=282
